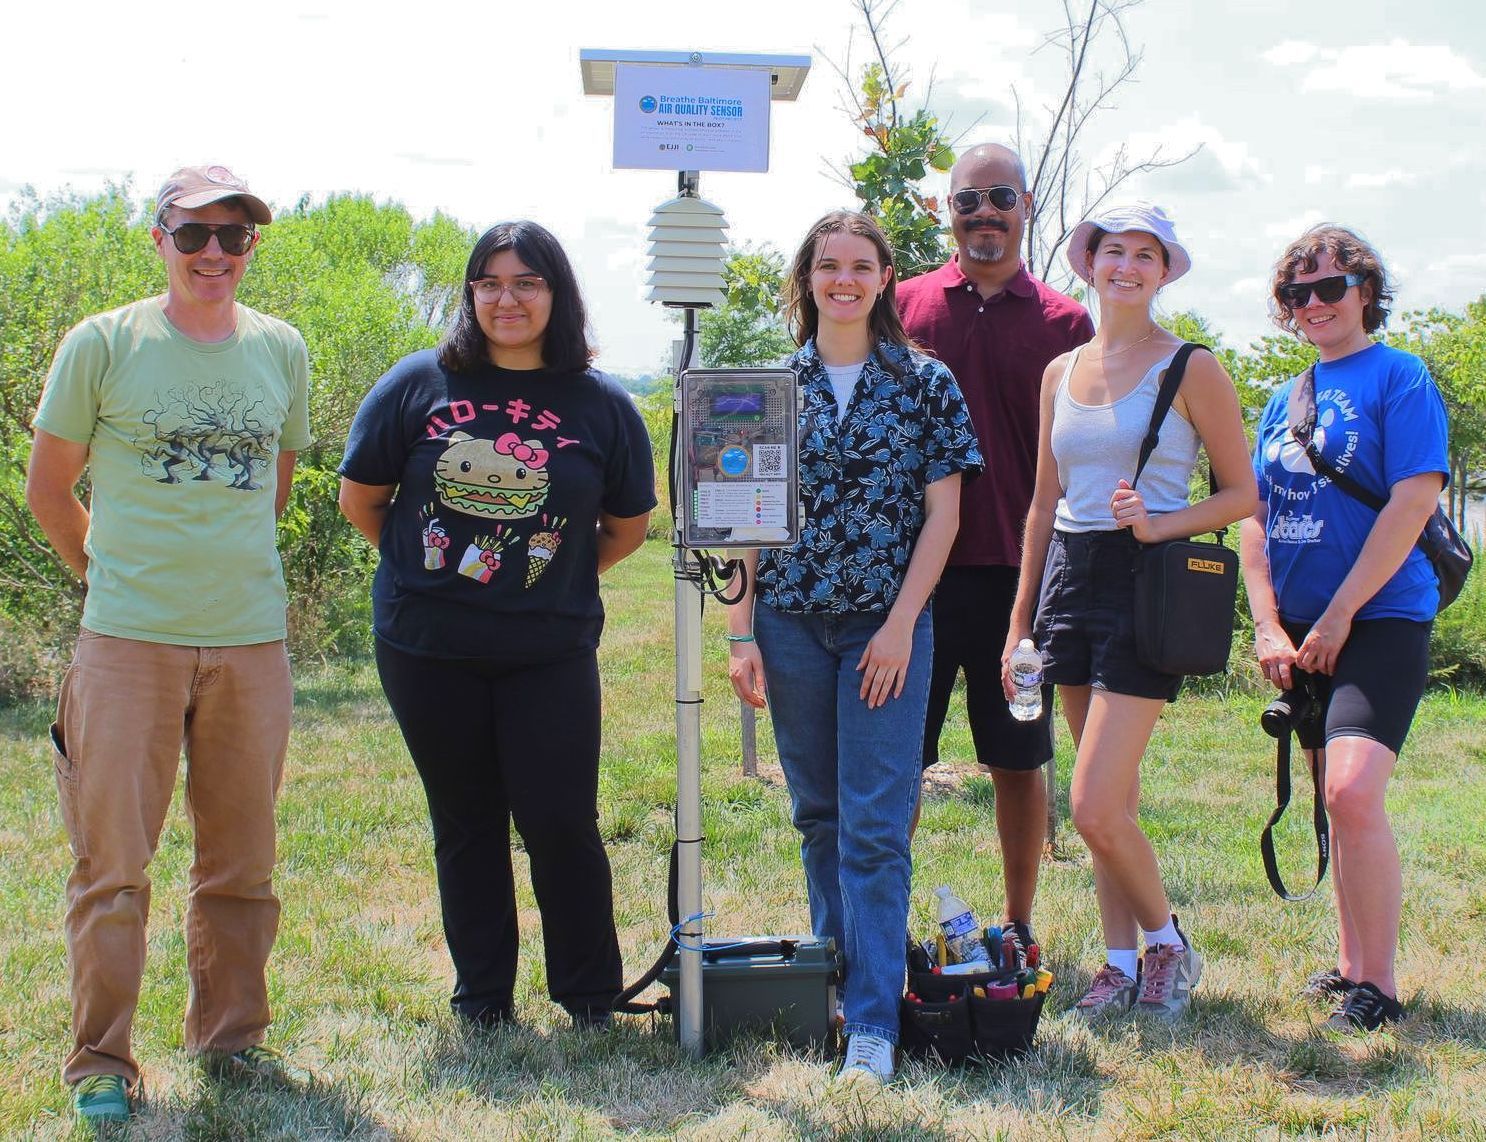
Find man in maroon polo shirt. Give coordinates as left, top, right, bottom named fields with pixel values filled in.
left=898, top=143, right=1093, bottom=954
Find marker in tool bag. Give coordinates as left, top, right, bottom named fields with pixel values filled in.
left=982, top=924, right=1002, bottom=968
left=1035, top=968, right=1054, bottom=994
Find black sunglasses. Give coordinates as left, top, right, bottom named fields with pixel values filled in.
left=158, top=221, right=256, bottom=256
left=950, top=185, right=1021, bottom=215
left=1278, top=273, right=1364, bottom=310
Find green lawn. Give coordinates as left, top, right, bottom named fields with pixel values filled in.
left=4, top=538, right=1485, bottom=1139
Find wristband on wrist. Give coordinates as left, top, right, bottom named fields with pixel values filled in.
left=725, top=633, right=755, bottom=643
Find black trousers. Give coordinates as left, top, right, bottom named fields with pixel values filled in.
left=375, top=638, right=622, bottom=1022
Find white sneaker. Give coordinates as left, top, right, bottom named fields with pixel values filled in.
left=837, top=1032, right=894, bottom=1085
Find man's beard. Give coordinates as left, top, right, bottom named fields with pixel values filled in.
left=960, top=222, right=1009, bottom=264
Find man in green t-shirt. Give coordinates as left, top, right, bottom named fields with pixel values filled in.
left=25, top=165, right=311, bottom=1126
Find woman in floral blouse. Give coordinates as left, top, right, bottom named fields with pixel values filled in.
left=726, top=210, right=982, bottom=1084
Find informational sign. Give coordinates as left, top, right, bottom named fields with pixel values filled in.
left=613, top=65, right=771, bottom=173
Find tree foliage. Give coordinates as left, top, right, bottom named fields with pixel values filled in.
left=698, top=245, right=795, bottom=367
left=832, top=0, right=955, bottom=281
left=1389, top=302, right=1486, bottom=528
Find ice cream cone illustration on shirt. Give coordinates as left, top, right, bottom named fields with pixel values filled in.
left=524, top=515, right=566, bottom=587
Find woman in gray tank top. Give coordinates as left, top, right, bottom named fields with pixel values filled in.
left=1001, top=203, right=1254, bottom=1022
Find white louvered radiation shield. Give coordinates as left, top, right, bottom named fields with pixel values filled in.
left=646, top=195, right=728, bottom=308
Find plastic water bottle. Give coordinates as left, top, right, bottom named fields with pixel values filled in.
left=1008, top=639, right=1043, bottom=723
left=935, top=886, right=989, bottom=965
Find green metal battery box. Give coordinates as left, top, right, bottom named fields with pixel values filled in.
left=661, top=935, right=840, bottom=1050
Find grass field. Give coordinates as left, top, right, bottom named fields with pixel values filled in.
left=3, top=538, right=1485, bottom=1140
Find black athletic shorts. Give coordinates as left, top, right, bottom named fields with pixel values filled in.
left=922, top=565, right=1054, bottom=772
left=1279, top=616, right=1431, bottom=755
left=1033, top=529, right=1184, bottom=703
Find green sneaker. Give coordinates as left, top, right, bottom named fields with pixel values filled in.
left=72, top=1074, right=131, bottom=1125
left=206, top=1044, right=309, bottom=1084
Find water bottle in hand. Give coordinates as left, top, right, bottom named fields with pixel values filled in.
left=1008, top=639, right=1043, bottom=722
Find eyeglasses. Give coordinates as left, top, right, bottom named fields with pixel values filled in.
left=157, top=222, right=256, bottom=256
left=470, top=276, right=547, bottom=303
left=1278, top=273, right=1364, bottom=310
left=950, top=185, right=1022, bottom=215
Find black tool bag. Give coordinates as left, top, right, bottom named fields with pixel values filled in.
left=1130, top=344, right=1240, bottom=677
left=899, top=968, right=1045, bottom=1065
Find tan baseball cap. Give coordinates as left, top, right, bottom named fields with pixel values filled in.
left=155, top=164, right=272, bottom=225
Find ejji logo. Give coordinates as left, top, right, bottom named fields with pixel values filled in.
left=639, top=95, right=658, bottom=114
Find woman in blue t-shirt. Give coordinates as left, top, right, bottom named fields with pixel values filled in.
left=1241, top=225, right=1448, bottom=1033
left=724, top=210, right=981, bottom=1084
left=338, top=221, right=655, bottom=1029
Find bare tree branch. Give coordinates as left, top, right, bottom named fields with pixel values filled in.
left=1016, top=0, right=1204, bottom=286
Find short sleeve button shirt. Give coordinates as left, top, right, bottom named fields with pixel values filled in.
left=756, top=338, right=983, bottom=614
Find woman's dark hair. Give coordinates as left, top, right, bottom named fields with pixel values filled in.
left=1270, top=224, right=1392, bottom=335
left=438, top=220, right=595, bottom=373
left=783, top=210, right=914, bottom=354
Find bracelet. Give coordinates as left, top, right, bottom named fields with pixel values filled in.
left=725, top=633, right=755, bottom=643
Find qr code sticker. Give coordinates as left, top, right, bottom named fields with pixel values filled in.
left=754, top=445, right=785, bottom=477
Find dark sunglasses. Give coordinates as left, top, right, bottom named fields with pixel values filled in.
left=950, top=185, right=1021, bottom=214
left=158, top=221, right=256, bottom=256
left=1278, top=273, right=1364, bottom=310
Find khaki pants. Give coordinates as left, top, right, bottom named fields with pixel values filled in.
left=51, top=630, right=292, bottom=1085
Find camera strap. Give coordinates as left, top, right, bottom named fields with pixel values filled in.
left=1259, top=731, right=1330, bottom=901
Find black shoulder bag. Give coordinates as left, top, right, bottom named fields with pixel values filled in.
left=1130, top=343, right=1240, bottom=677
left=1293, top=365, right=1473, bottom=610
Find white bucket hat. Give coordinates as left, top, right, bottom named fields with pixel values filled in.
left=1066, top=201, right=1191, bottom=285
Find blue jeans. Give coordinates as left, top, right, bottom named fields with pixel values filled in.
left=755, top=602, right=931, bottom=1044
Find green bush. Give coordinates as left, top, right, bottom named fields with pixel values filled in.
left=635, top=389, right=674, bottom=540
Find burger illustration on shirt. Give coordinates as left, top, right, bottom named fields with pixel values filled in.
left=433, top=431, right=551, bottom=519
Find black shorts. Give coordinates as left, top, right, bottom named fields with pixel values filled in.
left=922, top=565, right=1053, bottom=772
left=1033, top=529, right=1183, bottom=703
left=1279, top=616, right=1431, bottom=755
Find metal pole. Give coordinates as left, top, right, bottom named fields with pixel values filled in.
left=673, top=299, right=705, bottom=1058
left=740, top=704, right=758, bottom=777
left=1044, top=749, right=1058, bottom=855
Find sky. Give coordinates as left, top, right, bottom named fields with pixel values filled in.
left=4, top=0, right=1484, bottom=374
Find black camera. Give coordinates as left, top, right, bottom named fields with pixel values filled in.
left=1260, top=679, right=1322, bottom=740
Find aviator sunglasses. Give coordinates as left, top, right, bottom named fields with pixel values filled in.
left=158, top=221, right=257, bottom=256
left=950, top=185, right=1022, bottom=214
left=1278, top=273, right=1364, bottom=310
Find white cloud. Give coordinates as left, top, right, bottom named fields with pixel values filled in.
left=1230, top=275, right=1269, bottom=297
left=1264, top=39, right=1486, bottom=101
left=1264, top=210, right=1326, bottom=240
left=1262, top=41, right=1319, bottom=67
left=1303, top=165, right=1329, bottom=185
left=1102, top=115, right=1268, bottom=192
left=1346, top=168, right=1419, bottom=189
